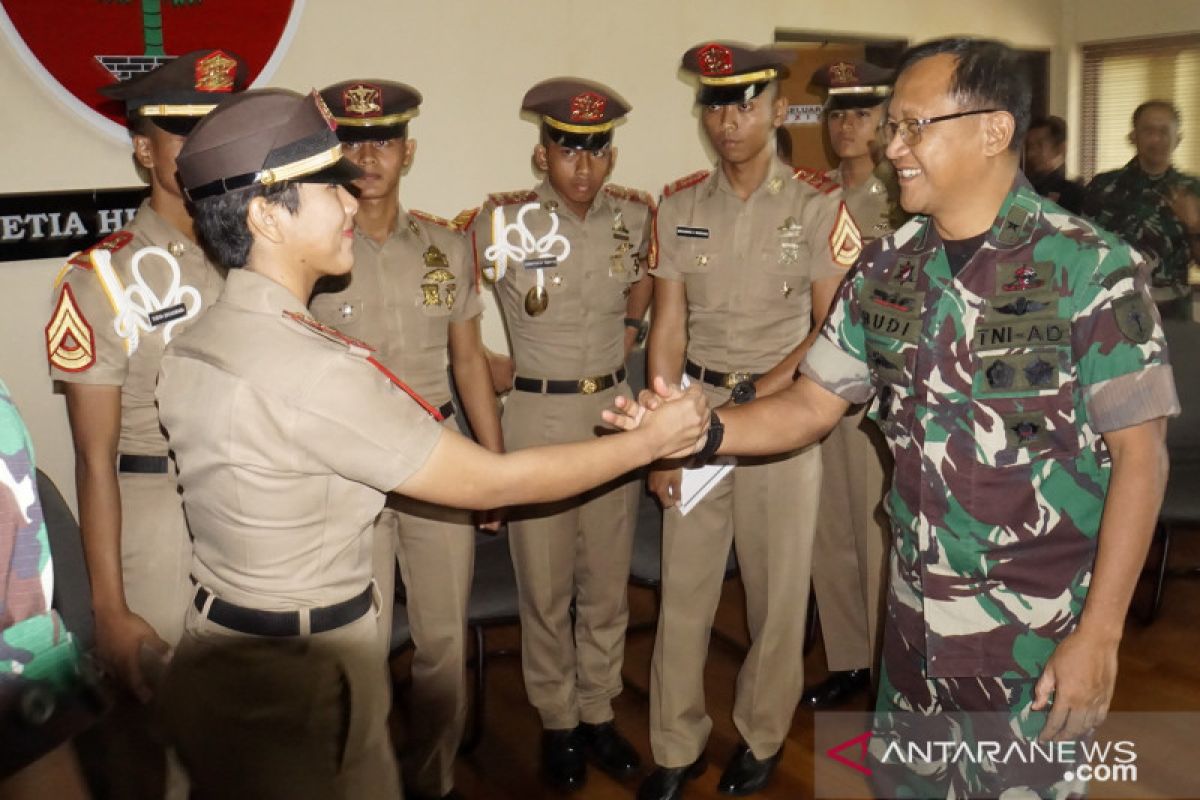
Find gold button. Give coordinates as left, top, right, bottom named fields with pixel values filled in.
left=543, top=200, right=559, bottom=212
left=782, top=282, right=793, bottom=298
left=696, top=254, right=708, bottom=267
left=168, top=241, right=185, bottom=258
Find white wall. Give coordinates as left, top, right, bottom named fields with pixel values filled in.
left=0, top=0, right=1073, bottom=508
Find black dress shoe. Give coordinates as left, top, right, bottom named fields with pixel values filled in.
left=800, top=668, right=871, bottom=709
left=637, top=755, right=707, bottom=800
left=542, top=727, right=587, bottom=791
left=579, top=720, right=641, bottom=779
left=717, top=742, right=781, bottom=796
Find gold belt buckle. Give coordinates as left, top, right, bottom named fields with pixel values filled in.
left=723, top=371, right=750, bottom=390
left=578, top=376, right=600, bottom=395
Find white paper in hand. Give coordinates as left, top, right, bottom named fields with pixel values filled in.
left=677, top=375, right=734, bottom=516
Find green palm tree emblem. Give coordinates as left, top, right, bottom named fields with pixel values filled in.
left=103, top=0, right=201, bottom=57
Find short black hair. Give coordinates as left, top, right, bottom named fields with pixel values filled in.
left=1133, top=100, right=1181, bottom=127
left=191, top=182, right=301, bottom=270
left=896, top=37, right=1031, bottom=152
left=1028, top=115, right=1067, bottom=146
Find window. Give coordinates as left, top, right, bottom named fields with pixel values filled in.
left=1080, top=33, right=1200, bottom=180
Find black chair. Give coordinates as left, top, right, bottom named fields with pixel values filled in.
left=387, top=528, right=522, bottom=755
left=36, top=469, right=94, bottom=650
left=1139, top=319, right=1200, bottom=624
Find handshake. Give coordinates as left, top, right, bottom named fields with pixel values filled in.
left=602, top=377, right=715, bottom=462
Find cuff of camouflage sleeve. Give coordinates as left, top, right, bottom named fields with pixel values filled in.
left=1085, top=363, right=1181, bottom=433
left=799, top=336, right=875, bottom=405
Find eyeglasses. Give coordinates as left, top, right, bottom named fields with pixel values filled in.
left=883, top=108, right=1001, bottom=146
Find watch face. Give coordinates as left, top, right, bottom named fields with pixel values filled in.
left=731, top=379, right=756, bottom=405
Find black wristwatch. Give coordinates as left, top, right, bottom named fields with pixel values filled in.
left=730, top=379, right=756, bottom=405
left=696, top=410, right=724, bottom=462
left=624, top=317, right=649, bottom=346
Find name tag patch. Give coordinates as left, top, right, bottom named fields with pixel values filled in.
left=148, top=303, right=187, bottom=327
left=675, top=225, right=709, bottom=239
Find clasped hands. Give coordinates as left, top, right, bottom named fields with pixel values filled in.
left=602, top=377, right=711, bottom=460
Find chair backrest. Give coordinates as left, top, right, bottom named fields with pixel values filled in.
left=35, top=469, right=94, bottom=649
left=1163, top=320, right=1200, bottom=456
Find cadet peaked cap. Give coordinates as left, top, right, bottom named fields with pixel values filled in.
left=680, top=41, right=793, bottom=105
left=522, top=77, right=630, bottom=149
left=100, top=49, right=249, bottom=135
left=319, top=80, right=422, bottom=142
left=810, top=59, right=894, bottom=109
left=177, top=88, right=363, bottom=201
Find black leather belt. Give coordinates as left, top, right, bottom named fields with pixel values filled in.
left=193, top=583, right=373, bottom=637
left=437, top=400, right=455, bottom=420
left=685, top=360, right=761, bottom=390
left=513, top=367, right=626, bottom=395
left=117, top=454, right=168, bottom=474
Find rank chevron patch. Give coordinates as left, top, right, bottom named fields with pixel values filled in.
left=829, top=202, right=863, bottom=268
left=46, top=283, right=96, bottom=372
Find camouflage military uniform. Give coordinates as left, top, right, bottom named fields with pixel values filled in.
left=801, top=178, right=1179, bottom=797
left=1084, top=159, right=1200, bottom=311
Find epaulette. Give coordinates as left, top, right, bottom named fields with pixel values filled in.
left=282, top=310, right=375, bottom=357
left=793, top=166, right=840, bottom=195
left=452, top=207, right=480, bottom=231
left=409, top=209, right=458, bottom=231
left=487, top=190, right=539, bottom=207
left=603, top=183, right=655, bottom=209
left=66, top=230, right=134, bottom=271
left=663, top=170, right=711, bottom=198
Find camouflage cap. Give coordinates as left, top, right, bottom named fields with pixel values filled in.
left=177, top=88, right=363, bottom=201
left=99, top=48, right=249, bottom=135
left=522, top=77, right=630, bottom=149
left=810, top=59, right=893, bottom=109
left=319, top=79, right=422, bottom=142
left=680, top=41, right=793, bottom=105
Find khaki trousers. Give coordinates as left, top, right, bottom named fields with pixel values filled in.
left=93, top=472, right=192, bottom=800
left=812, top=407, right=891, bottom=673
left=162, top=596, right=397, bottom=800
left=503, top=387, right=639, bottom=730
left=650, top=439, right=821, bottom=766
left=374, top=488, right=474, bottom=797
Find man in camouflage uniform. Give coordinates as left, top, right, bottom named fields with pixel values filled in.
left=619, top=38, right=1177, bottom=799
left=1084, top=100, right=1200, bottom=319
left=311, top=79, right=502, bottom=800
left=1, top=380, right=90, bottom=797
left=466, top=78, right=653, bottom=792
left=43, top=50, right=247, bottom=799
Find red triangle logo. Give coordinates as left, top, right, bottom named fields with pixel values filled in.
left=826, top=730, right=872, bottom=776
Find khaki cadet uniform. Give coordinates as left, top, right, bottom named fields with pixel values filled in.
left=157, top=269, right=443, bottom=800
left=310, top=205, right=482, bottom=795
left=468, top=176, right=652, bottom=731
left=649, top=154, right=859, bottom=765
left=47, top=203, right=222, bottom=648
left=159, top=87, right=446, bottom=799
left=811, top=167, right=895, bottom=675
left=802, top=177, right=1179, bottom=798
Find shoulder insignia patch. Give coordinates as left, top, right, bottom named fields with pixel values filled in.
left=1113, top=292, right=1155, bottom=344
left=603, top=184, right=655, bottom=209
left=663, top=170, right=711, bottom=198
left=829, top=201, right=863, bottom=268
left=487, top=190, right=539, bottom=207
left=67, top=230, right=133, bottom=270
left=452, top=207, right=480, bottom=231
left=409, top=209, right=456, bottom=230
left=282, top=310, right=376, bottom=356
left=793, top=166, right=840, bottom=195
left=46, top=284, right=96, bottom=372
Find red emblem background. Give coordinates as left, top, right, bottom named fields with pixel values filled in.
left=0, top=0, right=301, bottom=138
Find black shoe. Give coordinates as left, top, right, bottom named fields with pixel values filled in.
left=579, top=721, right=641, bottom=779
left=404, top=791, right=463, bottom=800
left=717, top=742, right=781, bottom=796
left=542, top=727, right=587, bottom=791
left=637, top=755, right=707, bottom=800
left=800, top=668, right=871, bottom=709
